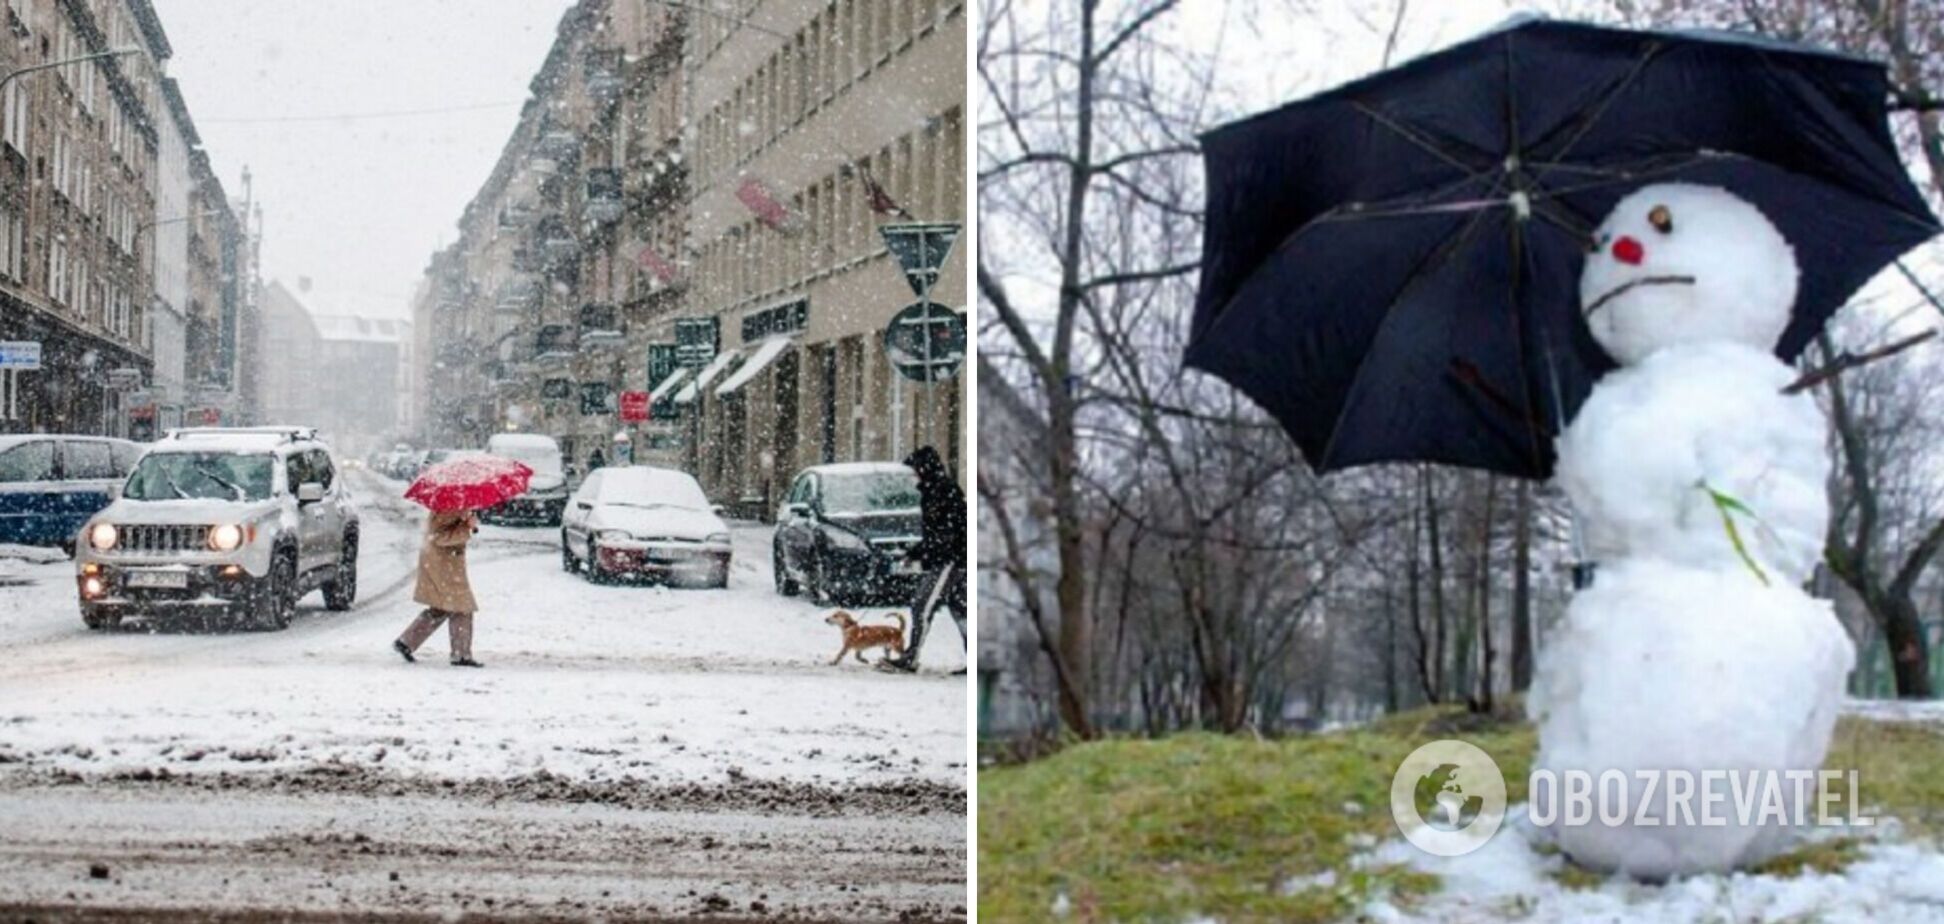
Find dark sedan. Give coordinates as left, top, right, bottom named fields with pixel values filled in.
left=772, top=463, right=923, bottom=606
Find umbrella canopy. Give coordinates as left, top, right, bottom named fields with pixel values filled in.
left=1187, top=17, right=1939, bottom=480
left=405, top=455, right=535, bottom=513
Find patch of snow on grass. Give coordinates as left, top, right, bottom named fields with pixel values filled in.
left=1361, top=807, right=1944, bottom=924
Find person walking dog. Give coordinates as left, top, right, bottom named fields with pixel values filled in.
left=879, top=446, right=965, bottom=674
left=393, top=510, right=484, bottom=667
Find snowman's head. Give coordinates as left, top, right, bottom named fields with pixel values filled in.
left=1580, top=183, right=1798, bottom=365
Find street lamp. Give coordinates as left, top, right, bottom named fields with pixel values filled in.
left=0, top=47, right=143, bottom=93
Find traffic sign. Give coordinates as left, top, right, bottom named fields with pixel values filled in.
left=0, top=341, right=41, bottom=370
left=619, top=390, right=650, bottom=422
left=883, top=301, right=965, bottom=383
left=879, top=223, right=959, bottom=298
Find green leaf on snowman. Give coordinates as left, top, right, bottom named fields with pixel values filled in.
left=1699, top=480, right=1770, bottom=587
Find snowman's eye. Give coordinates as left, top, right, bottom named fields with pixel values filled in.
left=1648, top=205, right=1674, bottom=234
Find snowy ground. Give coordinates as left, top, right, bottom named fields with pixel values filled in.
left=0, top=469, right=966, bottom=921
left=1358, top=809, right=1944, bottom=924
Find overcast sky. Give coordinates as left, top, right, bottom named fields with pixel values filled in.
left=151, top=0, right=576, bottom=320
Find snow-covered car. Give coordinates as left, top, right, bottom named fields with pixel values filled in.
left=560, top=466, right=731, bottom=587
left=0, top=434, right=144, bottom=555
left=772, top=462, right=924, bottom=605
left=481, top=433, right=567, bottom=525
left=74, top=426, right=359, bottom=631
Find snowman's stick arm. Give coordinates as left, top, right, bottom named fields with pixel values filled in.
left=1781, top=329, right=1936, bottom=395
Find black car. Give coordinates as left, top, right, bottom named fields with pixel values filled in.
left=772, top=463, right=924, bottom=605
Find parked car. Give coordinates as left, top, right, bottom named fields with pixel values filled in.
left=560, top=466, right=731, bottom=587
left=0, top=434, right=145, bottom=555
left=74, top=426, right=359, bottom=631
left=481, top=433, right=568, bottom=525
left=772, top=462, right=924, bottom=605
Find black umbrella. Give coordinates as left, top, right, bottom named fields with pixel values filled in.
left=1186, top=17, right=1939, bottom=480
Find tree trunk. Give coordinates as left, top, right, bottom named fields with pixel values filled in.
left=1423, top=466, right=1449, bottom=700
left=1511, top=480, right=1535, bottom=691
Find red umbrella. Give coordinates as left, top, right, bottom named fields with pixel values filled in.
left=405, top=455, right=534, bottom=513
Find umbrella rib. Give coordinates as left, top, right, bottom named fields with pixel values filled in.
left=1536, top=41, right=1667, bottom=164
left=1315, top=201, right=1500, bottom=470
left=1350, top=101, right=1489, bottom=177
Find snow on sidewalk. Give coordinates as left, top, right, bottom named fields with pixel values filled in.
left=1356, top=809, right=1944, bottom=924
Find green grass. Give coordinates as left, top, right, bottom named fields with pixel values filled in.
left=977, top=707, right=1944, bottom=923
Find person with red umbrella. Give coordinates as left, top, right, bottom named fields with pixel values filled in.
left=392, top=455, right=533, bottom=668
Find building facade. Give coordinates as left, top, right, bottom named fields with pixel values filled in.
left=0, top=0, right=254, bottom=438
left=0, top=0, right=168, bottom=434
left=415, top=0, right=966, bottom=518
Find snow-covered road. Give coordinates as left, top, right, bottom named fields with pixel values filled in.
left=0, top=469, right=967, bottom=921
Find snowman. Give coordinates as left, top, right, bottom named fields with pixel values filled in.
left=1526, top=183, right=1855, bottom=879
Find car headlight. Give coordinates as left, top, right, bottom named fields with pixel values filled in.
left=596, top=529, right=634, bottom=543
left=706, top=531, right=730, bottom=545
left=88, top=523, right=118, bottom=551
left=825, top=528, right=868, bottom=551
left=208, top=523, right=245, bottom=552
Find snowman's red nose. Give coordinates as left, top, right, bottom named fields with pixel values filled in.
left=1611, top=236, right=1645, bottom=265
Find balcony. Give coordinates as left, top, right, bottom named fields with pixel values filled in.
left=585, top=167, right=623, bottom=225
left=539, top=124, right=580, bottom=162
left=538, top=217, right=579, bottom=263
left=585, top=50, right=622, bottom=101
left=578, top=303, right=622, bottom=348
left=498, top=201, right=538, bottom=230
left=534, top=323, right=577, bottom=361
left=495, top=276, right=540, bottom=313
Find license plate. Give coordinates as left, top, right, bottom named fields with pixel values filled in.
left=126, top=570, right=188, bottom=589
left=896, top=558, right=925, bottom=575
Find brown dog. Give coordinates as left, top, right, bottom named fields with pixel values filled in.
left=825, top=610, right=907, bottom=666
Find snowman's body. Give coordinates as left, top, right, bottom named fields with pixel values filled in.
left=1528, top=184, right=1854, bottom=878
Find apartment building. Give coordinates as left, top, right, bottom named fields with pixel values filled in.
left=0, top=0, right=253, bottom=436
left=0, top=0, right=169, bottom=433
left=674, top=0, right=965, bottom=515
left=416, top=0, right=965, bottom=518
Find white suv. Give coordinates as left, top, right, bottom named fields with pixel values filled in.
left=75, top=427, right=360, bottom=631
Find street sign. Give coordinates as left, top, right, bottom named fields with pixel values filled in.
left=879, top=223, right=959, bottom=298
left=107, top=367, right=143, bottom=389
left=619, top=390, right=650, bottom=422
left=0, top=341, right=41, bottom=370
left=883, top=301, right=966, bottom=383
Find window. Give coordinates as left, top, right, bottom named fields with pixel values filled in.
left=0, top=206, right=18, bottom=280
left=63, top=440, right=114, bottom=479
left=284, top=450, right=314, bottom=493
left=307, top=450, right=336, bottom=491
left=47, top=239, right=67, bottom=304
left=2, top=78, right=26, bottom=152
left=0, top=440, right=53, bottom=482
left=51, top=133, right=66, bottom=197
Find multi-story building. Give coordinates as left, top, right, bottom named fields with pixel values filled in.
left=144, top=76, right=196, bottom=438
left=676, top=0, right=966, bottom=516
left=416, top=0, right=965, bottom=518
left=257, top=279, right=321, bottom=428
left=178, top=151, right=253, bottom=428
left=0, top=0, right=252, bottom=437
left=0, top=0, right=172, bottom=434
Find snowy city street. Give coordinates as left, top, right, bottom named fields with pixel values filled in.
left=0, top=469, right=967, bottom=921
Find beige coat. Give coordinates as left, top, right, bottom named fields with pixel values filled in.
left=413, top=511, right=478, bottom=614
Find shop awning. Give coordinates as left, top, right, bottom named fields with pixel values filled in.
left=715, top=337, right=794, bottom=397
left=672, top=349, right=740, bottom=404
left=647, top=367, right=689, bottom=402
